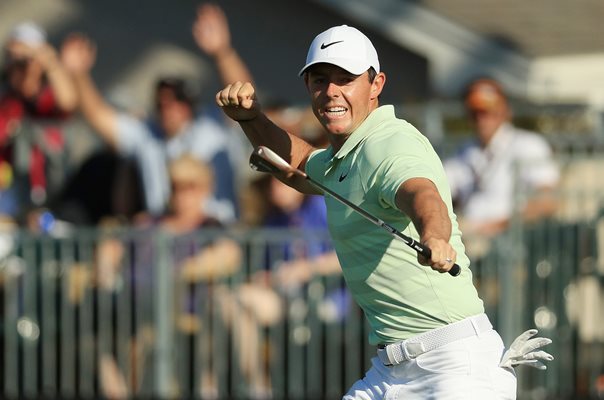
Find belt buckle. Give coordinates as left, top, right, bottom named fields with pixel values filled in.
left=380, top=340, right=427, bottom=366
left=404, top=341, right=426, bottom=360
left=399, top=341, right=412, bottom=363
left=385, top=341, right=410, bottom=366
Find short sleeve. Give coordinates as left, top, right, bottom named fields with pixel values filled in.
left=443, top=157, right=474, bottom=199
left=115, top=113, right=151, bottom=155
left=517, top=136, right=559, bottom=189
left=376, top=152, right=437, bottom=210
left=305, top=148, right=329, bottom=186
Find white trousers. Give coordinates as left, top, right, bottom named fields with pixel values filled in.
left=343, top=329, right=517, bottom=400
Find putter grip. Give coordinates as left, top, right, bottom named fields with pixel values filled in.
left=387, top=224, right=461, bottom=277
left=415, top=242, right=461, bottom=276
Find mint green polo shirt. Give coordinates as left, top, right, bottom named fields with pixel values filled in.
left=306, top=105, right=484, bottom=345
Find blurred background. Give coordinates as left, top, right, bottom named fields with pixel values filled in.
left=0, top=0, right=603, bottom=399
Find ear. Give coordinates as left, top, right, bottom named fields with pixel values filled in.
left=303, top=73, right=310, bottom=92
left=370, top=72, right=386, bottom=100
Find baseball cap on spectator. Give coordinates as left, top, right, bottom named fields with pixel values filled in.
left=7, top=21, right=47, bottom=47
left=464, top=79, right=507, bottom=112
left=299, top=25, right=380, bottom=76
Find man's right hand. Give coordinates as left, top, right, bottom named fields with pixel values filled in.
left=59, top=33, right=119, bottom=148
left=215, top=81, right=261, bottom=122
left=60, top=33, right=96, bottom=75
left=193, top=3, right=232, bottom=59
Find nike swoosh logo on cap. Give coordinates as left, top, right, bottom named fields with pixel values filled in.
left=320, top=40, right=344, bottom=50
left=339, top=170, right=349, bottom=182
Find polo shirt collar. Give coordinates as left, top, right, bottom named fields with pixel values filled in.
left=485, top=122, right=514, bottom=156
left=330, top=105, right=394, bottom=161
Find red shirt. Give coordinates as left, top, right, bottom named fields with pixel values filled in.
left=0, top=85, right=68, bottom=193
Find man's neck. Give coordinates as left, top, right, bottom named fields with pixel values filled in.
left=329, top=132, right=351, bottom=152
left=481, top=122, right=510, bottom=149
left=165, top=119, right=192, bottom=138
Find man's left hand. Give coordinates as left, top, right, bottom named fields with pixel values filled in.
left=499, top=329, right=554, bottom=370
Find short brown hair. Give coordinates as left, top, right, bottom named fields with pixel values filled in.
left=155, top=76, right=197, bottom=109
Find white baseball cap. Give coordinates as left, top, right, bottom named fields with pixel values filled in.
left=8, top=21, right=47, bottom=47
left=299, top=25, right=380, bottom=76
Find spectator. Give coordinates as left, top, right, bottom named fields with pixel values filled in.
left=264, top=176, right=347, bottom=322
left=49, top=148, right=145, bottom=226
left=222, top=175, right=344, bottom=397
left=263, top=176, right=341, bottom=286
left=60, top=3, right=253, bottom=223
left=0, top=21, right=77, bottom=220
left=92, top=154, right=242, bottom=398
left=124, top=154, right=241, bottom=313
left=0, top=23, right=79, bottom=390
left=243, top=175, right=343, bottom=295
left=444, top=78, right=560, bottom=238
left=153, top=154, right=242, bottom=398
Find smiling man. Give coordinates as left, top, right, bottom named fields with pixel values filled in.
left=216, top=25, right=550, bottom=399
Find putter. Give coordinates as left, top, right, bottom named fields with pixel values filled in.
left=249, top=146, right=461, bottom=277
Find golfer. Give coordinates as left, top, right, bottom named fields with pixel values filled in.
left=216, top=25, right=550, bottom=400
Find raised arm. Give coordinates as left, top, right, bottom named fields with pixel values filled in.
left=193, top=3, right=253, bottom=85
left=395, top=177, right=456, bottom=273
left=36, top=43, right=78, bottom=112
left=7, top=40, right=78, bottom=112
left=216, top=81, right=319, bottom=194
left=61, top=34, right=120, bottom=149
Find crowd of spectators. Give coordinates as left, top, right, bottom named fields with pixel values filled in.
left=0, top=9, right=561, bottom=237
left=0, top=3, right=571, bottom=399
left=0, top=5, right=340, bottom=399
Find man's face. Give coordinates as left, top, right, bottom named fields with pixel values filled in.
left=170, top=177, right=209, bottom=217
left=467, top=103, right=508, bottom=147
left=4, top=41, right=44, bottom=99
left=465, top=82, right=510, bottom=147
left=155, top=87, right=192, bottom=137
left=304, top=64, right=384, bottom=143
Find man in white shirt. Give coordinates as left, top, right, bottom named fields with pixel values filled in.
left=444, top=78, right=559, bottom=237
left=61, top=4, right=252, bottom=222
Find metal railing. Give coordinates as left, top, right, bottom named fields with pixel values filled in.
left=2, top=183, right=604, bottom=399
left=1, top=228, right=372, bottom=399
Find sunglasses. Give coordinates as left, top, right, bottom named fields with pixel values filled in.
left=7, top=57, right=31, bottom=69
left=171, top=181, right=204, bottom=192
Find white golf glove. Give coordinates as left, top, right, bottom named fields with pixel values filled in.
left=499, top=329, right=554, bottom=370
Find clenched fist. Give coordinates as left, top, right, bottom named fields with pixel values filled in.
left=215, top=81, right=260, bottom=122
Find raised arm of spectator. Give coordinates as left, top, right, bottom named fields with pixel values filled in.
left=38, top=43, right=79, bottom=112
left=8, top=40, right=78, bottom=112
left=274, top=251, right=341, bottom=290
left=61, top=34, right=120, bottom=149
left=193, top=3, right=253, bottom=85
left=520, top=147, right=560, bottom=222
